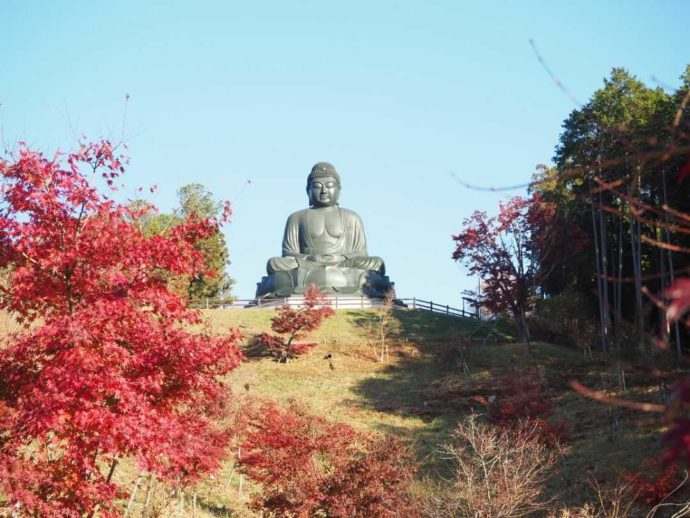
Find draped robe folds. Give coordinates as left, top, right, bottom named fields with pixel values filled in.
left=267, top=207, right=385, bottom=274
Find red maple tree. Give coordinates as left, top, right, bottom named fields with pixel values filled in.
left=452, top=195, right=558, bottom=342
left=0, top=141, right=243, bottom=516
left=237, top=400, right=419, bottom=517
left=257, top=284, right=334, bottom=362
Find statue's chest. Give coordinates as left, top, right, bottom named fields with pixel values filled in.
left=306, top=210, right=343, bottom=244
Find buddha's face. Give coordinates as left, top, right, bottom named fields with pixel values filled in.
left=308, top=176, right=340, bottom=207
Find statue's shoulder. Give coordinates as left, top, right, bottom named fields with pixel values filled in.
left=285, top=208, right=310, bottom=223
left=339, top=207, right=364, bottom=223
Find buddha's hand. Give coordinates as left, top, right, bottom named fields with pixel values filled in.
left=345, top=256, right=385, bottom=273
left=306, top=254, right=346, bottom=265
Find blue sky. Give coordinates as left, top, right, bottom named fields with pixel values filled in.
left=1, top=1, right=689, bottom=303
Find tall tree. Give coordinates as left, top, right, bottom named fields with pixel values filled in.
left=0, top=141, right=243, bottom=515
left=531, top=65, right=690, bottom=358
left=452, top=195, right=557, bottom=342
left=177, top=184, right=234, bottom=304
left=177, top=183, right=223, bottom=219
left=132, top=183, right=234, bottom=304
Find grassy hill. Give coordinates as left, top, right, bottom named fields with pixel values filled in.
left=180, top=307, right=668, bottom=516
left=1, top=307, right=675, bottom=516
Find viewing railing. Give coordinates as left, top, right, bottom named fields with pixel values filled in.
left=192, top=296, right=479, bottom=319
left=399, top=298, right=479, bottom=319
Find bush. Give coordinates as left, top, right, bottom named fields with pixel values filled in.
left=421, top=415, right=559, bottom=518
left=529, top=289, right=597, bottom=354
left=623, top=458, right=686, bottom=508
left=237, top=400, right=419, bottom=517
left=486, top=371, right=570, bottom=447
left=256, top=284, right=333, bottom=362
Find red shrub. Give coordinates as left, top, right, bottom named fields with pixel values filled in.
left=663, top=378, right=690, bottom=466
left=623, top=458, right=685, bottom=507
left=257, top=284, right=333, bottom=362
left=488, top=373, right=570, bottom=446
left=237, top=400, right=419, bottom=517
left=489, top=375, right=551, bottom=421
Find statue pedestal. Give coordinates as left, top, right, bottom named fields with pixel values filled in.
left=250, top=294, right=399, bottom=309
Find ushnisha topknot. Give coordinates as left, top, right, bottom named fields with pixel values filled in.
left=307, top=162, right=341, bottom=190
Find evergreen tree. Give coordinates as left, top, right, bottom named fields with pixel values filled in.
left=131, top=184, right=234, bottom=304
left=530, top=65, right=690, bottom=356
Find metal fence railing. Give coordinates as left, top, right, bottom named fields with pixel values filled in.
left=398, top=298, right=479, bottom=319
left=193, top=296, right=479, bottom=319
left=193, top=296, right=386, bottom=309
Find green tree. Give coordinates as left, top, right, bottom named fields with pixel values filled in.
left=130, top=184, right=234, bottom=304
left=176, top=184, right=234, bottom=304
left=177, top=183, right=223, bottom=220
left=531, top=65, right=690, bottom=358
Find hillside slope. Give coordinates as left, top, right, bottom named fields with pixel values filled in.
left=194, top=307, right=668, bottom=515
left=0, top=307, right=672, bottom=515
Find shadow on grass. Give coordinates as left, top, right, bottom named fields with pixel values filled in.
left=238, top=336, right=274, bottom=362
left=342, top=311, right=529, bottom=475
left=196, top=499, right=233, bottom=517
left=347, top=308, right=511, bottom=344
left=393, top=309, right=512, bottom=342
left=345, top=335, right=483, bottom=473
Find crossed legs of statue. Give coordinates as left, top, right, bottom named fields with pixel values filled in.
left=264, top=255, right=387, bottom=296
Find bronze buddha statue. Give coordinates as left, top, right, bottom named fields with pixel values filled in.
left=256, top=162, right=394, bottom=299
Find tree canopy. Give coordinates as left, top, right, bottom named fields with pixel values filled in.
left=133, top=183, right=234, bottom=305
left=531, top=65, right=690, bottom=356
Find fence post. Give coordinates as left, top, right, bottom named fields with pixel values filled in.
left=412, top=297, right=416, bottom=309
left=257, top=298, right=261, bottom=308
left=361, top=296, right=364, bottom=309
left=430, top=301, right=433, bottom=312
left=335, top=296, right=338, bottom=310
left=446, top=304, right=449, bottom=315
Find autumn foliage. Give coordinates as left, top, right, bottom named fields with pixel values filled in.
left=452, top=194, right=559, bottom=341
left=623, top=458, right=684, bottom=507
left=487, top=373, right=570, bottom=447
left=257, top=284, right=334, bottom=362
left=237, top=400, right=419, bottom=517
left=0, top=142, right=243, bottom=516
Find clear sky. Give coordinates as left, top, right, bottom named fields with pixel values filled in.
left=1, top=1, right=689, bottom=304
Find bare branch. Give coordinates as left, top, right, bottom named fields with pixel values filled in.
left=569, top=380, right=664, bottom=413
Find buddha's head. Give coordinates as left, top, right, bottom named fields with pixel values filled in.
left=307, top=162, right=341, bottom=208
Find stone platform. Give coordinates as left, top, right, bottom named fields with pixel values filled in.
left=247, top=295, right=405, bottom=309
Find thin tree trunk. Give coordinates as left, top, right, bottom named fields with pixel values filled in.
left=88, top=459, right=118, bottom=518
left=124, top=474, right=143, bottom=517
left=598, top=187, right=611, bottom=352
left=590, top=178, right=609, bottom=353
left=659, top=222, right=668, bottom=346
left=628, top=177, right=645, bottom=364
left=613, top=217, right=624, bottom=355
left=662, top=168, right=683, bottom=358
left=143, top=474, right=155, bottom=517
